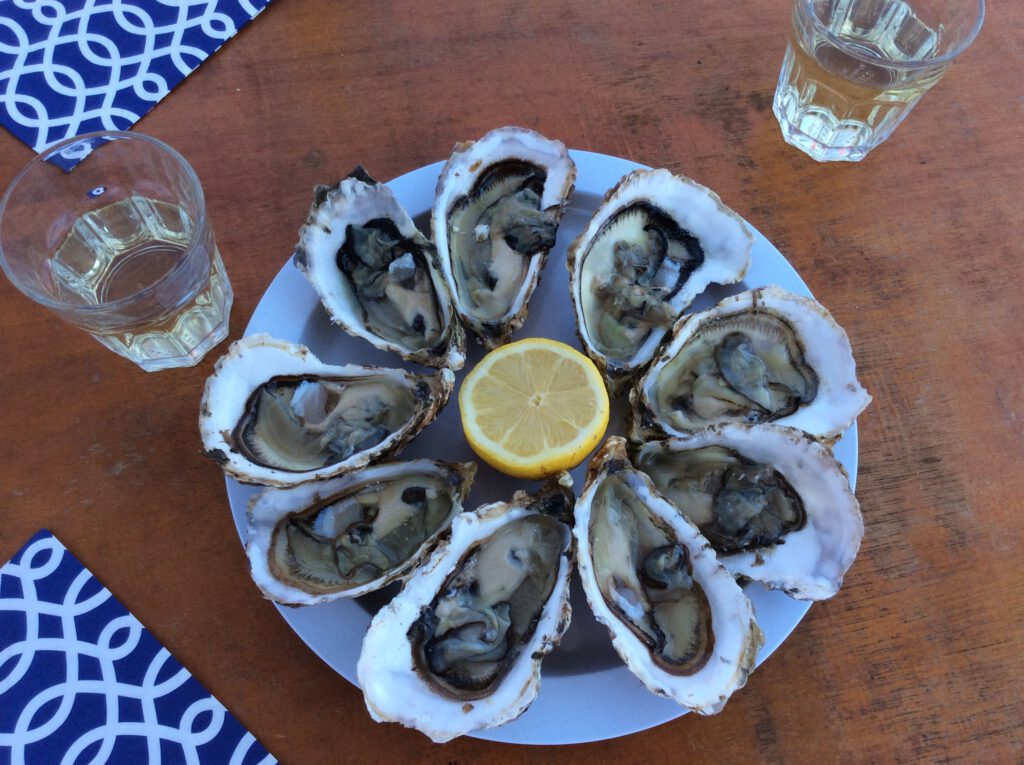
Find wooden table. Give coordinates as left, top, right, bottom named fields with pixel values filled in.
left=2, top=1, right=1021, bottom=762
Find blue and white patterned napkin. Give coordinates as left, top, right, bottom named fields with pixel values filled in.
left=0, top=0, right=273, bottom=157
left=0, top=530, right=276, bottom=765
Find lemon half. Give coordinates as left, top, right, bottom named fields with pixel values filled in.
left=459, top=338, right=610, bottom=479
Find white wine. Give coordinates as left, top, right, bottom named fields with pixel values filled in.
left=50, top=195, right=232, bottom=370
left=1, top=132, right=233, bottom=371
left=773, top=0, right=945, bottom=161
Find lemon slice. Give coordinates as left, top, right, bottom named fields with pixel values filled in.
left=459, top=338, right=610, bottom=479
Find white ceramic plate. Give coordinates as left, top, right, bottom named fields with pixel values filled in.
left=226, top=150, right=858, bottom=745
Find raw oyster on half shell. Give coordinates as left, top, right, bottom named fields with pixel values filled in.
left=357, top=479, right=574, bottom=742
left=294, top=167, right=465, bottom=369
left=629, top=286, right=871, bottom=444
left=574, top=437, right=762, bottom=714
left=199, top=335, right=453, bottom=487
left=633, top=424, right=863, bottom=600
left=568, top=169, right=751, bottom=396
left=432, top=126, right=576, bottom=348
left=246, top=459, right=476, bottom=605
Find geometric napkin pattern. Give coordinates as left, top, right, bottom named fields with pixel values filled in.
left=0, top=1, right=272, bottom=154
left=1, top=530, right=276, bottom=764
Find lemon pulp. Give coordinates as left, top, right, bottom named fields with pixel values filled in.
left=459, top=338, right=610, bottom=479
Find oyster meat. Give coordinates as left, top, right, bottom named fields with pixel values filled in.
left=294, top=167, right=465, bottom=369
left=629, top=286, right=871, bottom=444
left=199, top=335, right=453, bottom=486
left=246, top=459, right=476, bottom=605
left=432, top=126, right=576, bottom=348
left=633, top=424, right=863, bottom=600
left=568, top=169, right=751, bottom=396
left=357, top=480, right=574, bottom=742
left=574, top=437, right=762, bottom=714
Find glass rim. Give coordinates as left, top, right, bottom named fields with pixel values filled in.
left=0, top=130, right=210, bottom=316
left=798, top=0, right=986, bottom=70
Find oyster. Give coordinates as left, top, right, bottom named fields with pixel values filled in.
left=358, top=480, right=574, bottom=742
left=246, top=459, right=476, bottom=605
left=568, top=169, right=751, bottom=396
left=432, top=126, right=576, bottom=348
left=199, top=334, right=453, bottom=487
left=574, top=437, right=762, bottom=714
left=633, top=424, right=863, bottom=600
left=294, top=167, right=465, bottom=369
left=629, top=286, right=871, bottom=444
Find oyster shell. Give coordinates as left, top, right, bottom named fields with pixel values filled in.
left=246, top=459, right=476, bottom=605
left=633, top=424, right=863, bottom=600
left=432, top=126, right=576, bottom=348
left=294, top=167, right=465, bottom=369
left=574, top=437, right=762, bottom=714
left=199, top=334, right=453, bottom=487
left=629, top=286, right=871, bottom=444
left=568, top=169, right=751, bottom=396
left=357, top=480, right=574, bottom=742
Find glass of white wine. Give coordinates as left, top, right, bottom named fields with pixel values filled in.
left=774, top=0, right=984, bottom=162
left=0, top=131, right=232, bottom=371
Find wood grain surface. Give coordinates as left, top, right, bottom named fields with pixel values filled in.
left=1, top=1, right=1021, bottom=762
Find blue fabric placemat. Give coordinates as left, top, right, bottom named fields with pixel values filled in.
left=0, top=530, right=277, bottom=765
left=0, top=0, right=273, bottom=156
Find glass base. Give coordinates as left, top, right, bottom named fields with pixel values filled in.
left=90, top=252, right=234, bottom=372
left=773, top=101, right=873, bottom=162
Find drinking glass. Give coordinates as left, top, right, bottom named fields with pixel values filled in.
left=773, top=0, right=984, bottom=162
left=0, top=132, right=232, bottom=371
